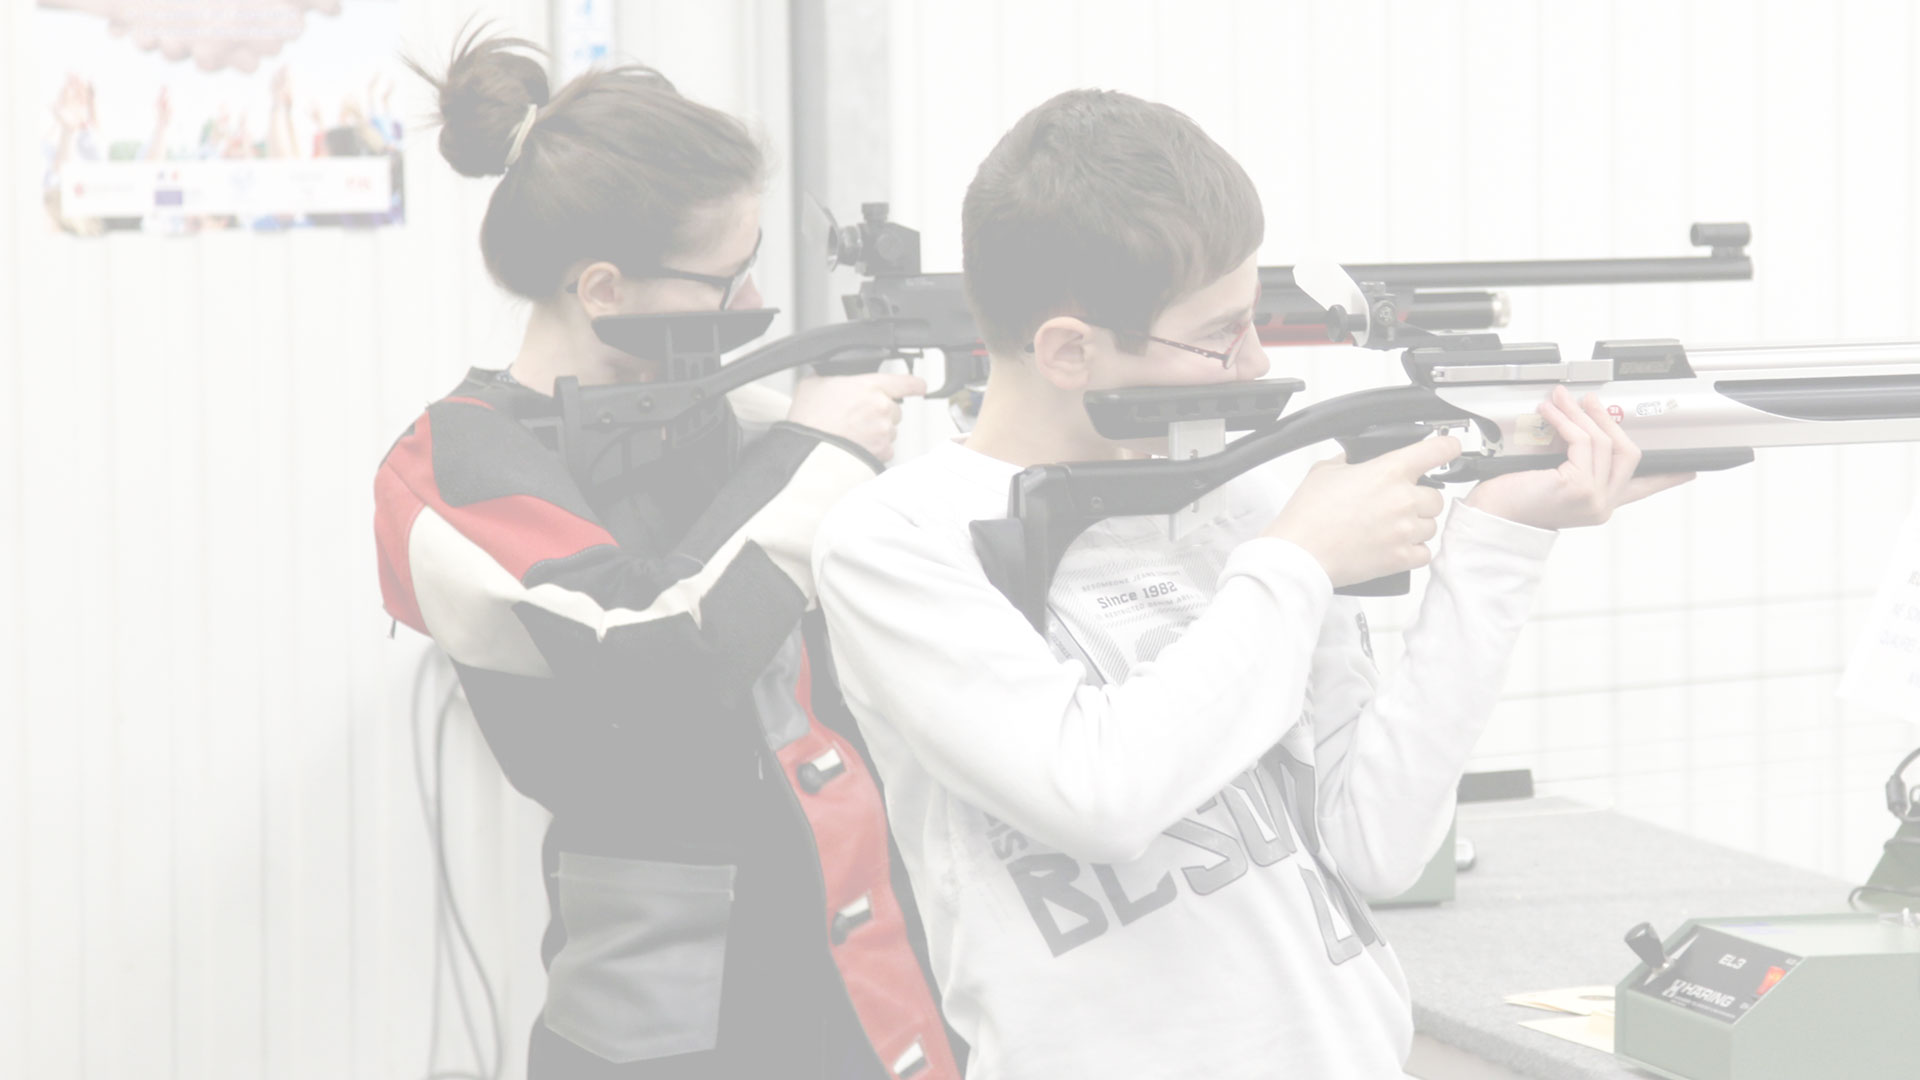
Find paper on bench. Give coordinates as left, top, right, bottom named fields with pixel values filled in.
left=1519, top=1013, right=1615, bottom=1053
left=1502, top=986, right=1615, bottom=1017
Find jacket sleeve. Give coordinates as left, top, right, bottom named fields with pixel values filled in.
left=1307, top=502, right=1556, bottom=898
left=374, top=395, right=880, bottom=698
left=814, top=496, right=1335, bottom=866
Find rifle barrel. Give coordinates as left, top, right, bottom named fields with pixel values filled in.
left=1337, top=254, right=1751, bottom=289
left=1686, top=341, right=1920, bottom=373
left=1434, top=347, right=1920, bottom=455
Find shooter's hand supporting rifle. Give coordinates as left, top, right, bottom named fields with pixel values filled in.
left=1465, top=385, right=1696, bottom=530
left=1264, top=386, right=1692, bottom=591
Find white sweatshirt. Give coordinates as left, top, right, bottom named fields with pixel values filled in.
left=814, top=440, right=1555, bottom=1080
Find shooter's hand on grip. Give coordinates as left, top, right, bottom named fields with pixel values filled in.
left=1265, top=436, right=1462, bottom=588
left=789, top=372, right=929, bottom=463
left=1466, top=386, right=1694, bottom=529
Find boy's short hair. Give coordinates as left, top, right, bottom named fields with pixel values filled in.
left=962, top=89, right=1264, bottom=356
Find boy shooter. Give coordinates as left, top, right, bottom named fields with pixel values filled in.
left=813, top=90, right=1688, bottom=1078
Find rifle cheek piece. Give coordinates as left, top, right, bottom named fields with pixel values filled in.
left=971, top=387, right=1479, bottom=627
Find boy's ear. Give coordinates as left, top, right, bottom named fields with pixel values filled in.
left=1029, top=316, right=1101, bottom=391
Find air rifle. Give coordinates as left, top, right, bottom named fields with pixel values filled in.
left=534, top=209, right=1750, bottom=497
left=521, top=284, right=979, bottom=492
left=971, top=330, right=1920, bottom=632
left=965, top=224, right=1920, bottom=626
left=834, top=209, right=1754, bottom=388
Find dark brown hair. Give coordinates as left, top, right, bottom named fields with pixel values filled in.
left=408, top=26, right=766, bottom=299
left=962, top=89, right=1263, bottom=355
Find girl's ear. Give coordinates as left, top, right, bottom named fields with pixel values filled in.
left=573, top=261, right=625, bottom=318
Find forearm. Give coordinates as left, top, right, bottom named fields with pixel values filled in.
left=1316, top=503, right=1555, bottom=896
left=821, top=530, right=1333, bottom=865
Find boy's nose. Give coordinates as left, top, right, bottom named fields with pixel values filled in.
left=1235, top=337, right=1271, bottom=380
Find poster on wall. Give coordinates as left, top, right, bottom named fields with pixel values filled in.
left=37, top=0, right=406, bottom=236
left=555, top=0, right=616, bottom=82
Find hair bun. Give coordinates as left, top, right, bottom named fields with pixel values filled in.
left=408, top=21, right=766, bottom=300
left=407, top=24, right=550, bottom=178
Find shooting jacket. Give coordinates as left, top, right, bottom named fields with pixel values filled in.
left=373, top=368, right=960, bottom=1080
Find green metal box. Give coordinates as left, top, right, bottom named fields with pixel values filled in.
left=1615, top=913, right=1920, bottom=1080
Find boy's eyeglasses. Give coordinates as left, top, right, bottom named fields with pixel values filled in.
left=565, top=229, right=762, bottom=309
left=1021, top=316, right=1258, bottom=370
left=1138, top=320, right=1256, bottom=369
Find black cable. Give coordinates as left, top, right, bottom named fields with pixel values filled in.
left=1889, top=745, right=1920, bottom=823
left=408, top=650, right=447, bottom=1075
left=1847, top=883, right=1920, bottom=910
left=433, top=672, right=485, bottom=1073
left=436, top=679, right=501, bottom=1078
left=1847, top=748, right=1920, bottom=915
left=410, top=648, right=505, bottom=1080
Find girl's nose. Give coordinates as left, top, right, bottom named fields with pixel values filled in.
left=728, top=275, right=763, bottom=311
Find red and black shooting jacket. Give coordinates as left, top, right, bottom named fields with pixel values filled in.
left=373, top=369, right=959, bottom=1080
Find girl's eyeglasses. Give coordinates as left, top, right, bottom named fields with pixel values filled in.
left=565, top=229, right=762, bottom=309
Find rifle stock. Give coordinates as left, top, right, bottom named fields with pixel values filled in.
left=972, top=338, right=1920, bottom=630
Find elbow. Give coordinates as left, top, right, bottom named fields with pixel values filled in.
left=1343, top=857, right=1427, bottom=903
left=1055, top=825, right=1162, bottom=868
left=1037, top=786, right=1179, bottom=866
left=1321, top=809, right=1450, bottom=902
left=1337, top=836, right=1455, bottom=903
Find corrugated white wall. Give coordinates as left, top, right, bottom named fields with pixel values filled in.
left=883, top=0, right=1920, bottom=883
left=2, top=2, right=792, bottom=1077
left=13, top=1, right=1920, bottom=1077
